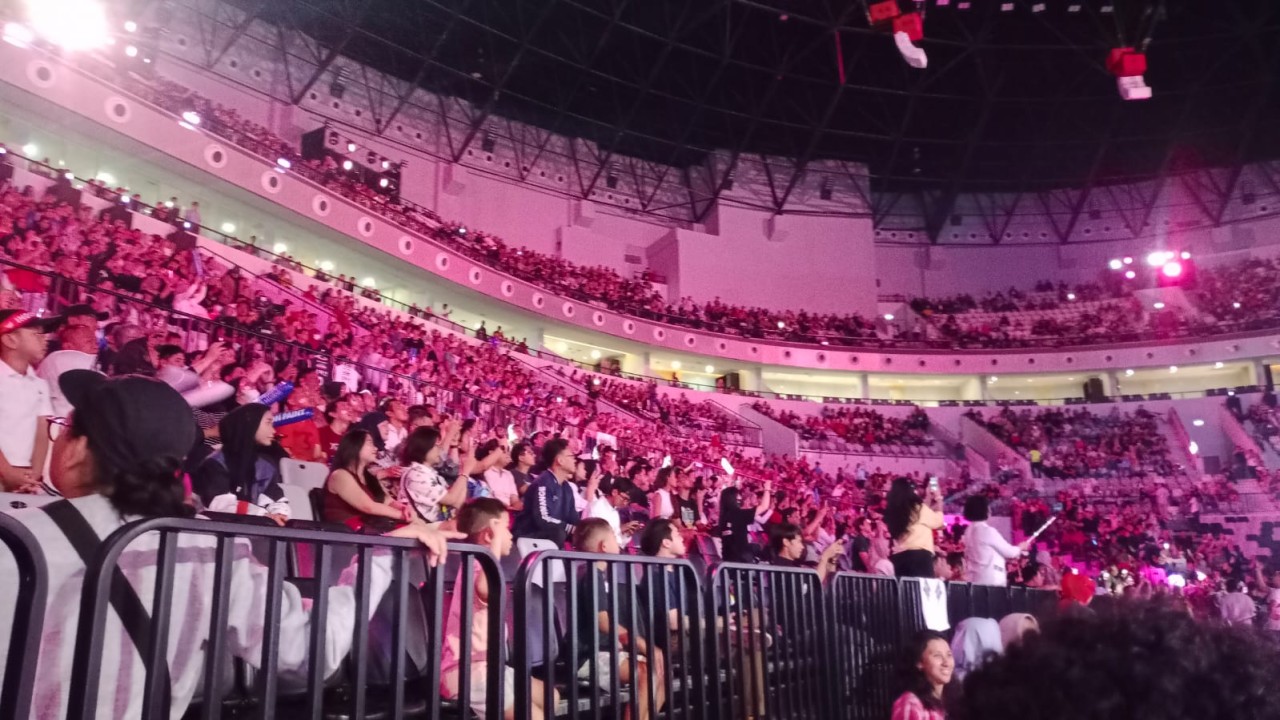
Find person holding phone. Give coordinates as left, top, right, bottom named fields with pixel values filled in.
left=962, top=495, right=1030, bottom=586
left=884, top=477, right=945, bottom=578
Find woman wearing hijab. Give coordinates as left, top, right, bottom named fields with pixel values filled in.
left=949, top=617, right=1003, bottom=683
left=998, top=613, right=1039, bottom=649
left=192, top=402, right=291, bottom=523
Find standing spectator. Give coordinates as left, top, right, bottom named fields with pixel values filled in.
left=847, top=516, right=874, bottom=573
left=183, top=201, right=201, bottom=229
left=0, top=310, right=58, bottom=491
left=37, top=325, right=99, bottom=417
left=1220, top=578, right=1257, bottom=627
left=892, top=630, right=952, bottom=720
left=885, top=478, right=944, bottom=579
left=513, top=438, right=599, bottom=545
left=716, top=483, right=772, bottom=564
left=962, top=496, right=1028, bottom=587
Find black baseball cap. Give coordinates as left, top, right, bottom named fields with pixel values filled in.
left=0, top=309, right=63, bottom=335
left=63, top=303, right=109, bottom=321
left=58, top=370, right=197, bottom=472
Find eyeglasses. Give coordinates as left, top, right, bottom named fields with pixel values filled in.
left=46, top=416, right=70, bottom=443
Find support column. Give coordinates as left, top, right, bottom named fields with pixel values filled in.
left=980, top=375, right=994, bottom=401
left=859, top=372, right=870, bottom=400
left=1252, top=358, right=1272, bottom=389
left=1102, top=370, right=1120, bottom=397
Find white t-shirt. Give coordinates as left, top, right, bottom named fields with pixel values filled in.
left=0, top=359, right=53, bottom=468
left=36, top=350, right=97, bottom=416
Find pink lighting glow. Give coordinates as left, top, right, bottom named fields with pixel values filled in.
left=1162, top=261, right=1183, bottom=278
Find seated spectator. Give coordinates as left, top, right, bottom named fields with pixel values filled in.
left=477, top=439, right=521, bottom=510
left=399, top=426, right=467, bottom=524
left=885, top=478, right=944, bottom=578
left=586, top=479, right=643, bottom=546
left=767, top=522, right=845, bottom=583
left=637, top=518, right=691, bottom=652
left=0, top=310, right=58, bottom=492
left=893, top=630, right=953, bottom=720
left=0, top=370, right=453, bottom=719
left=322, top=429, right=412, bottom=530
left=572, top=517, right=665, bottom=720
left=997, top=613, right=1038, bottom=649
left=513, top=438, right=599, bottom=546
left=192, top=403, right=291, bottom=523
left=950, top=600, right=1280, bottom=720
left=37, top=324, right=99, bottom=417
left=949, top=618, right=1002, bottom=683
left=441, top=498, right=556, bottom=720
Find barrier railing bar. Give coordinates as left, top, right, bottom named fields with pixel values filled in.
left=200, top=536, right=235, bottom=720
left=257, top=539, right=287, bottom=720
left=141, top=530, right=177, bottom=720
left=0, top=516, right=46, bottom=720
left=350, top=545, right=373, bottom=720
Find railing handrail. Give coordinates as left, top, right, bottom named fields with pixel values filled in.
left=0, top=513, right=47, bottom=720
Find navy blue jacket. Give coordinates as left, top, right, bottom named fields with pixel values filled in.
left=513, top=470, right=582, bottom=546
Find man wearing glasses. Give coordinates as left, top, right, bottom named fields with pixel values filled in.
left=0, top=309, right=61, bottom=492
left=513, top=437, right=600, bottom=546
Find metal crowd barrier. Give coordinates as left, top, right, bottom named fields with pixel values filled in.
left=709, top=562, right=834, bottom=720
left=512, top=549, right=710, bottom=720
left=829, top=573, right=902, bottom=720
left=0, top=514, right=46, bottom=720
left=64, top=517, right=504, bottom=720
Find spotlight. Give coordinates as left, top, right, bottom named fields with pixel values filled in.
left=381, top=160, right=391, bottom=170
left=3, top=22, right=34, bottom=48
left=1108, top=259, right=1123, bottom=270
left=1153, top=302, right=1165, bottom=309
left=362, top=277, right=376, bottom=288
left=272, top=242, right=288, bottom=253
left=1067, top=293, right=1076, bottom=301
left=1147, top=251, right=1171, bottom=267
left=1169, top=365, right=1178, bottom=373
left=1123, top=257, right=1133, bottom=265
left=220, top=222, right=236, bottom=233
left=883, top=313, right=895, bottom=321
left=21, top=143, right=37, bottom=156
left=1162, top=261, right=1183, bottom=278
left=590, top=350, right=601, bottom=360
left=705, top=365, right=715, bottom=374
left=1181, top=251, right=1191, bottom=259
left=1124, top=270, right=1136, bottom=279
left=1214, top=362, right=1224, bottom=369
left=123, top=20, right=137, bottom=33
left=1233, top=302, right=1241, bottom=309
left=26, top=0, right=112, bottom=52
left=124, top=45, right=138, bottom=57
left=346, top=141, right=357, bottom=152
left=341, top=160, right=354, bottom=171
left=276, top=158, right=291, bottom=169
left=777, top=321, right=786, bottom=329
left=671, top=361, right=682, bottom=370
left=1125, top=369, right=1134, bottom=376
left=181, top=110, right=201, bottom=126
left=379, top=177, right=389, bottom=188
left=1192, top=419, right=1205, bottom=427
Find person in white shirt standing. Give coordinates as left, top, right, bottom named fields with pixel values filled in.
left=962, top=495, right=1029, bottom=586
left=0, top=309, right=61, bottom=492
left=37, top=324, right=99, bottom=416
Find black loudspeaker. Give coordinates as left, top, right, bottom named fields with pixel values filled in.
left=1083, top=377, right=1107, bottom=402
left=716, top=372, right=741, bottom=391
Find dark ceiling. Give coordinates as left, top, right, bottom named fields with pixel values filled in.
left=255, top=0, right=1280, bottom=194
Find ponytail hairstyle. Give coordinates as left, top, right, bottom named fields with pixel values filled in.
left=73, top=411, right=191, bottom=518
left=332, top=429, right=386, bottom=503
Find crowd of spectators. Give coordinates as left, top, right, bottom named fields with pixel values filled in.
left=752, top=402, right=935, bottom=451
left=969, top=406, right=1179, bottom=479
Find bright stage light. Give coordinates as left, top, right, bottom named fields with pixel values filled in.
left=26, top=0, right=111, bottom=52
left=1124, top=270, right=1136, bottom=279
left=1147, top=250, right=1172, bottom=267
left=1108, top=259, right=1123, bottom=270
left=3, top=22, right=34, bottom=48
left=1162, top=261, right=1183, bottom=278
